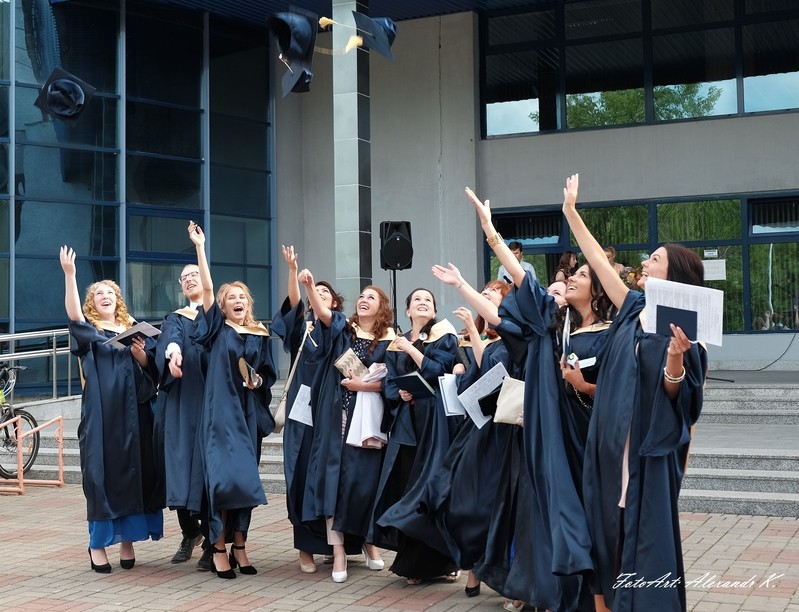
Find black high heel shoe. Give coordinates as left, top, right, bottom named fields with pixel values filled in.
left=88, top=547, right=112, bottom=574
left=120, top=558, right=135, bottom=570
left=212, top=546, right=236, bottom=579
left=229, top=544, right=257, bottom=575
left=464, top=582, right=481, bottom=597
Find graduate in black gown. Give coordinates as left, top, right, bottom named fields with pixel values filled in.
left=467, top=186, right=610, bottom=612
left=270, top=246, right=341, bottom=574
left=188, top=221, right=277, bottom=580
left=297, top=268, right=396, bottom=583
left=153, top=263, right=209, bottom=566
left=373, top=288, right=460, bottom=584
left=563, top=174, right=707, bottom=612
left=60, top=246, right=162, bottom=574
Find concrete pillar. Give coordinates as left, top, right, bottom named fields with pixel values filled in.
left=332, top=0, right=371, bottom=302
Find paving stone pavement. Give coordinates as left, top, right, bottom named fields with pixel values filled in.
left=1, top=485, right=798, bottom=611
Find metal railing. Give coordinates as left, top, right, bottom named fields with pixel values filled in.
left=0, top=328, right=74, bottom=400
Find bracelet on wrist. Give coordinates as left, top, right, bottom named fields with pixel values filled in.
left=486, top=232, right=503, bottom=248
left=663, top=366, right=686, bottom=384
left=457, top=280, right=466, bottom=289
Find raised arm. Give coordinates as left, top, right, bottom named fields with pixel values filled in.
left=561, top=174, right=628, bottom=309
left=282, top=245, right=301, bottom=308
left=432, top=262, right=501, bottom=326
left=452, top=306, right=485, bottom=368
left=297, top=268, right=332, bottom=327
left=465, top=187, right=525, bottom=288
left=188, top=221, right=214, bottom=313
left=60, top=246, right=85, bottom=322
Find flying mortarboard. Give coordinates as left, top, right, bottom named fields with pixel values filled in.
left=351, top=12, right=397, bottom=60
left=33, top=67, right=95, bottom=125
left=266, top=10, right=318, bottom=97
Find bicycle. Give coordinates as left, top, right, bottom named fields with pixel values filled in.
left=0, top=365, right=40, bottom=478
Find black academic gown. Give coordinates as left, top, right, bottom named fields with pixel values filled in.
left=301, top=311, right=393, bottom=545
left=373, top=320, right=460, bottom=580
left=193, top=303, right=277, bottom=544
left=271, top=299, right=331, bottom=554
left=70, top=320, right=160, bottom=522
left=153, top=307, right=207, bottom=513
left=474, top=276, right=594, bottom=611
left=583, top=290, right=706, bottom=612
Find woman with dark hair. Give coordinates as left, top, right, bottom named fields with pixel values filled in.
left=466, top=185, right=615, bottom=612
left=60, top=246, right=162, bottom=574
left=270, top=246, right=346, bottom=574
left=373, top=287, right=461, bottom=585
left=297, top=269, right=396, bottom=583
left=553, top=250, right=578, bottom=283
left=188, top=222, right=277, bottom=580
left=562, top=174, right=707, bottom=612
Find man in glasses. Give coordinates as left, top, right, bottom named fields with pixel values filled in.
left=153, top=263, right=212, bottom=569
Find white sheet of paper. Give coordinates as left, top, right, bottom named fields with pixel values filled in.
left=287, top=383, right=313, bottom=426
left=439, top=373, right=466, bottom=416
left=457, top=361, right=508, bottom=429
left=643, top=277, right=724, bottom=346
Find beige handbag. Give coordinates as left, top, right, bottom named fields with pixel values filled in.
left=493, top=376, right=525, bottom=426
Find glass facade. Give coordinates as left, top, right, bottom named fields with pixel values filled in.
left=0, top=0, right=272, bottom=387
left=484, top=0, right=799, bottom=136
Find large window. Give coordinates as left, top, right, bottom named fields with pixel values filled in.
left=483, top=0, right=799, bottom=136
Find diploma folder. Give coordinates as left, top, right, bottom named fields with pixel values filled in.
left=388, top=371, right=436, bottom=399
left=103, top=321, right=161, bottom=349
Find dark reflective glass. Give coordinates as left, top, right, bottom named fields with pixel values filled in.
left=15, top=255, right=118, bottom=328
left=16, top=200, right=118, bottom=256
left=126, top=102, right=201, bottom=158
left=652, top=0, right=733, bottom=29
left=742, top=20, right=799, bottom=112
left=126, top=155, right=201, bottom=208
left=0, top=200, right=7, bottom=250
left=0, top=256, right=7, bottom=318
left=0, top=85, right=8, bottom=140
left=658, top=200, right=741, bottom=242
left=129, top=214, right=197, bottom=255
left=16, top=0, right=118, bottom=92
left=488, top=10, right=555, bottom=46
left=126, top=261, right=191, bottom=320
left=17, top=85, right=118, bottom=148
left=17, top=144, right=117, bottom=202
left=751, top=199, right=799, bottom=234
left=126, top=10, right=202, bottom=106
left=210, top=166, right=268, bottom=217
left=0, top=2, right=9, bottom=81
left=749, top=243, right=799, bottom=331
left=565, top=0, right=642, bottom=40
left=575, top=205, right=649, bottom=245
left=210, top=215, right=269, bottom=266
left=210, top=115, right=267, bottom=170
left=210, top=32, right=268, bottom=122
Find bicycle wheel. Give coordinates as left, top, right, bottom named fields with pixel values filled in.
left=0, top=409, right=40, bottom=478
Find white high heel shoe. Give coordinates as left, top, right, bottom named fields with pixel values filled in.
left=362, top=544, right=385, bottom=571
left=331, top=557, right=348, bottom=583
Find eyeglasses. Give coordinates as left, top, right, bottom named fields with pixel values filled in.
left=179, top=271, right=200, bottom=283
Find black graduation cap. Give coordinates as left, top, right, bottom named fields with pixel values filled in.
left=33, top=67, right=95, bottom=125
left=266, top=10, right=318, bottom=97
left=352, top=12, right=397, bottom=60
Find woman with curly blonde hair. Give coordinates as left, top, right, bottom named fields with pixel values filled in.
left=60, top=246, right=162, bottom=574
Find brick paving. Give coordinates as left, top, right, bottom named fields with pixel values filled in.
left=1, top=485, right=798, bottom=611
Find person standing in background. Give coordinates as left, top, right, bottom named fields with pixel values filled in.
left=497, top=241, right=536, bottom=284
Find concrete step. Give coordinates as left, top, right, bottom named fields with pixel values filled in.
left=699, top=408, right=799, bottom=425
left=682, top=468, right=799, bottom=494
left=688, top=448, right=799, bottom=472
left=679, top=489, right=799, bottom=517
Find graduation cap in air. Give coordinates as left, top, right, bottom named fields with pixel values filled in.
left=351, top=12, right=397, bottom=60
left=266, top=10, right=318, bottom=97
left=33, top=67, right=96, bottom=125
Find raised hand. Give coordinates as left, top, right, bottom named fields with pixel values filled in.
left=298, top=268, right=315, bottom=289
left=282, top=245, right=298, bottom=269
left=431, top=263, right=463, bottom=287
left=562, top=173, right=580, bottom=213
left=465, top=187, right=492, bottom=228
left=453, top=306, right=477, bottom=331
left=188, top=221, right=205, bottom=247
left=60, top=245, right=76, bottom=275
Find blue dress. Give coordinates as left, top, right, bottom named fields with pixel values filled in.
left=69, top=320, right=163, bottom=547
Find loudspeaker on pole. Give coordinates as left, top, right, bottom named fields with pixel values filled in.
left=379, top=221, right=413, bottom=271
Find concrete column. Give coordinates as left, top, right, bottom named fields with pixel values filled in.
left=332, top=0, right=371, bottom=303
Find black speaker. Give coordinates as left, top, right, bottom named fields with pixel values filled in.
left=380, top=221, right=413, bottom=271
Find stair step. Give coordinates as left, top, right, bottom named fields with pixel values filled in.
left=679, top=489, right=799, bottom=517
left=699, top=409, right=799, bottom=425
left=688, top=449, right=799, bottom=471
left=683, top=468, right=799, bottom=493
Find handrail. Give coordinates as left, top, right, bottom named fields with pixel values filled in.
left=0, top=328, right=74, bottom=400
left=0, top=414, right=64, bottom=494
